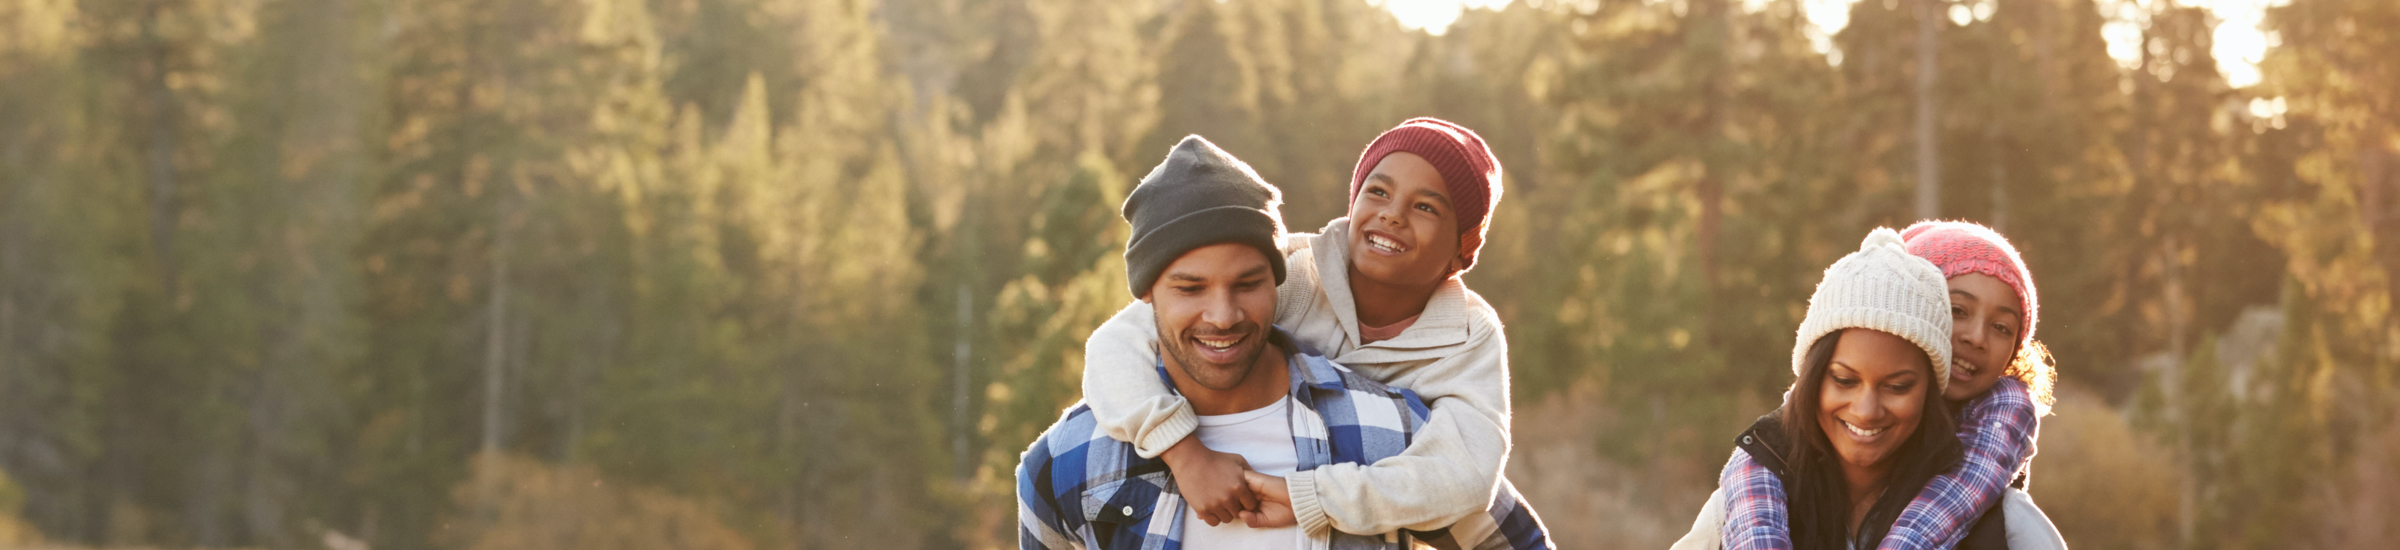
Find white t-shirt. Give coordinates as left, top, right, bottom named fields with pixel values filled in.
left=1179, top=396, right=1304, bottom=550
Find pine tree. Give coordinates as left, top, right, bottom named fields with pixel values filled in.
left=0, top=0, right=136, bottom=540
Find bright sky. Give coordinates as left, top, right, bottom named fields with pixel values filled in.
left=1371, top=0, right=1514, bottom=35
left=1375, top=0, right=2287, bottom=88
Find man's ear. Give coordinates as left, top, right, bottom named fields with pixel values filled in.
left=1138, top=290, right=1152, bottom=304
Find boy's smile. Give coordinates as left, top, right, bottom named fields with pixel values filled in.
left=1362, top=231, right=1411, bottom=255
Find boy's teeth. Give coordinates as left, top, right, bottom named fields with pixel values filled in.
left=1368, top=235, right=1405, bottom=251
left=1198, top=337, right=1238, bottom=349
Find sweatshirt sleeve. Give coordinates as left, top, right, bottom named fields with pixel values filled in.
left=1876, top=378, right=2040, bottom=550
left=1721, top=448, right=1794, bottom=550
left=1670, top=486, right=1729, bottom=550
left=1282, top=228, right=1319, bottom=256
left=1078, top=301, right=1195, bottom=458
left=1286, top=321, right=1513, bottom=536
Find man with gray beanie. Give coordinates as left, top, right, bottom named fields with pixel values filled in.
left=1015, top=136, right=1550, bottom=550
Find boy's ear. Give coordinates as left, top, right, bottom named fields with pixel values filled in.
left=1446, top=230, right=1485, bottom=275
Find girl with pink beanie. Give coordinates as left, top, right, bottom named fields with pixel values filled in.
left=1676, top=221, right=2066, bottom=550
left=1873, top=220, right=2062, bottom=550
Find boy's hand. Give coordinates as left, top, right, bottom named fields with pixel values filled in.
left=1242, top=470, right=1292, bottom=504
left=1239, top=471, right=1298, bottom=528
left=1240, top=500, right=1298, bottom=528
left=1161, top=437, right=1257, bottom=526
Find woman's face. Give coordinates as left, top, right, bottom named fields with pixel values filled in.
left=1816, top=329, right=1934, bottom=473
left=1941, top=273, right=2022, bottom=401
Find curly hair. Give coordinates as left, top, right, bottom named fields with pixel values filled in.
left=2005, top=339, right=2058, bottom=417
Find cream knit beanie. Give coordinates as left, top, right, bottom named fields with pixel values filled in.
left=1793, top=228, right=1955, bottom=393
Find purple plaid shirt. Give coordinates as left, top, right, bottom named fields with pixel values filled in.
left=1719, top=446, right=1791, bottom=550
left=1719, top=378, right=2039, bottom=550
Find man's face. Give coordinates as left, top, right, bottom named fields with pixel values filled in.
left=1346, top=152, right=1465, bottom=288
left=1143, top=243, right=1278, bottom=391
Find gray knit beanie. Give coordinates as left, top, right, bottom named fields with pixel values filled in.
left=1794, top=228, right=1955, bottom=393
left=1121, top=135, right=1286, bottom=297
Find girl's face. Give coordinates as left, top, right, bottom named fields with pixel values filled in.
left=1941, top=273, right=2022, bottom=401
left=1817, top=329, right=1934, bottom=474
left=1346, top=153, right=1464, bottom=288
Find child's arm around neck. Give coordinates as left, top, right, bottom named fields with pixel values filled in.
left=1873, top=377, right=2042, bottom=550
left=1080, top=301, right=1193, bottom=457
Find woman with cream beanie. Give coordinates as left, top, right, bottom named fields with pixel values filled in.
left=1673, top=228, right=1966, bottom=550
left=1672, top=227, right=2066, bottom=550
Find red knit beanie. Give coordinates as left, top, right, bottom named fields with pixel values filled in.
left=1348, top=117, right=1504, bottom=272
left=1901, top=221, right=2039, bottom=349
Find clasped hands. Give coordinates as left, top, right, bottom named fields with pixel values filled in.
left=1161, top=438, right=1298, bottom=528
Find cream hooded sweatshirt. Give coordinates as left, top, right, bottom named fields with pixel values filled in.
left=1080, top=217, right=1514, bottom=537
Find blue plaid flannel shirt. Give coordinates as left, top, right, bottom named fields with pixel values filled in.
left=1719, top=377, right=2039, bottom=550
left=1017, top=329, right=1552, bottom=550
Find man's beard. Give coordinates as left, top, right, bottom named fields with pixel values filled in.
left=1159, top=321, right=1268, bottom=392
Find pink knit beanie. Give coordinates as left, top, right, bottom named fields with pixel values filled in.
left=1348, top=117, right=1504, bottom=272
left=1900, top=221, right=2039, bottom=349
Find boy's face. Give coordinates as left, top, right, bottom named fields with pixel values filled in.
left=1142, top=243, right=1279, bottom=391
left=1346, top=152, right=1464, bottom=289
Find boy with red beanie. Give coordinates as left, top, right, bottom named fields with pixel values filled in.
left=1080, top=118, right=1523, bottom=538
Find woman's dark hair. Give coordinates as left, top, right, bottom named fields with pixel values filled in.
left=1777, top=329, right=1959, bottom=550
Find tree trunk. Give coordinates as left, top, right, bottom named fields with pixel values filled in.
left=482, top=198, right=510, bottom=455
left=1694, top=0, right=1730, bottom=349
left=951, top=283, right=972, bottom=479
left=2361, top=146, right=2400, bottom=311
left=140, top=0, right=180, bottom=297
left=1914, top=0, right=1942, bottom=220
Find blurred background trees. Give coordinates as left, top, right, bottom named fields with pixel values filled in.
left=0, top=0, right=2390, bottom=548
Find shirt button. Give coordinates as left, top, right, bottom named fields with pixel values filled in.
left=1122, top=506, right=1134, bottom=516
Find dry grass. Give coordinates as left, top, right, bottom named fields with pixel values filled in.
left=2025, top=387, right=2182, bottom=550
left=1504, top=383, right=1720, bottom=549
left=2314, top=409, right=2400, bottom=547
left=434, top=453, right=761, bottom=550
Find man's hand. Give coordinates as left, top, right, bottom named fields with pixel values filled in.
left=1239, top=471, right=1298, bottom=527
left=1159, top=437, right=1257, bottom=526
